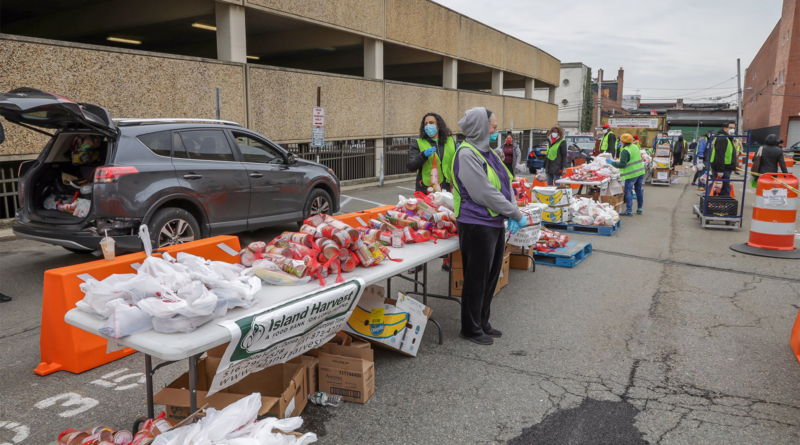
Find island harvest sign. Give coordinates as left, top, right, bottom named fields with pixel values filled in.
left=209, top=278, right=365, bottom=395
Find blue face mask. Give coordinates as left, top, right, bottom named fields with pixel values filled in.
left=489, top=132, right=499, bottom=143
left=424, top=124, right=438, bottom=138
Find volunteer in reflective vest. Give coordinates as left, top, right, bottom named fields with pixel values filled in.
left=407, top=112, right=456, bottom=193
left=543, top=125, right=568, bottom=186
left=606, top=133, right=645, bottom=215
left=599, top=124, right=617, bottom=157
left=631, top=135, right=642, bottom=150
left=692, top=131, right=712, bottom=187
left=451, top=107, right=529, bottom=346
left=710, top=122, right=737, bottom=197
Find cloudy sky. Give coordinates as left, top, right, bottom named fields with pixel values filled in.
left=434, top=0, right=782, bottom=103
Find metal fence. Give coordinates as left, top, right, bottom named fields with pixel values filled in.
left=384, top=137, right=414, bottom=176
left=281, top=139, right=375, bottom=181
left=0, top=161, right=21, bottom=220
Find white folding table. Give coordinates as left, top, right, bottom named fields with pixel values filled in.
left=65, top=238, right=460, bottom=420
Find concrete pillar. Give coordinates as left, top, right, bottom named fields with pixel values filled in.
left=492, top=69, right=504, bottom=95
left=548, top=85, right=556, bottom=103
left=215, top=2, right=246, bottom=63
left=374, top=138, right=384, bottom=180
left=364, top=38, right=384, bottom=80
left=443, top=57, right=458, bottom=89
left=524, top=78, right=534, bottom=99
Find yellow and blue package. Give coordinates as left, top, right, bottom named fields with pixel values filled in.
left=70, top=135, right=100, bottom=165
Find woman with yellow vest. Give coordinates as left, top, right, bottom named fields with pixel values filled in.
left=451, top=107, right=530, bottom=345
left=407, top=112, right=456, bottom=193
left=542, top=125, right=568, bottom=185
left=606, top=133, right=645, bottom=215
left=599, top=124, right=617, bottom=157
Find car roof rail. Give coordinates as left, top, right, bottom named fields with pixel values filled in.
left=112, top=118, right=243, bottom=127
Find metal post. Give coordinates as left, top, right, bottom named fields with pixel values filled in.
left=215, top=88, right=221, bottom=120
left=379, top=153, right=384, bottom=187
left=189, top=355, right=199, bottom=414
left=317, top=87, right=322, bottom=164
left=145, top=354, right=154, bottom=419
left=596, top=69, right=603, bottom=129
left=737, top=59, right=743, bottom=131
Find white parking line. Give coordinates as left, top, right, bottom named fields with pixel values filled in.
left=396, top=186, right=416, bottom=192
left=339, top=197, right=353, bottom=208
left=340, top=195, right=387, bottom=206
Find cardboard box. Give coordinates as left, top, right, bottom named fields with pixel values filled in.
left=494, top=251, right=511, bottom=296
left=674, top=165, right=688, bottom=177
left=531, top=186, right=571, bottom=206
left=654, top=168, right=670, bottom=181
left=653, top=157, right=671, bottom=169
left=655, top=145, right=671, bottom=157
left=288, top=355, right=319, bottom=394
left=342, top=285, right=432, bottom=357
left=451, top=247, right=511, bottom=297
left=542, top=206, right=566, bottom=223
left=508, top=245, right=534, bottom=270
left=153, top=358, right=308, bottom=423
left=318, top=344, right=375, bottom=404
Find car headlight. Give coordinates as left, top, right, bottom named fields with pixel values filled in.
left=326, top=168, right=337, bottom=177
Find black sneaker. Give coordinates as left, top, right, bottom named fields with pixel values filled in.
left=460, top=333, right=494, bottom=345
left=636, top=209, right=643, bottom=215
left=484, top=327, right=503, bottom=338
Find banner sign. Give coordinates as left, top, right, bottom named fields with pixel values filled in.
left=608, top=118, right=659, bottom=129
left=209, top=278, right=365, bottom=395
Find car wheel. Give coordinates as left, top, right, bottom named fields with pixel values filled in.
left=299, top=189, right=333, bottom=225
left=149, top=208, right=201, bottom=249
left=62, top=246, right=94, bottom=254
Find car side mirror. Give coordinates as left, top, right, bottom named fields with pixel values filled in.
left=289, top=153, right=299, bottom=164
left=0, top=121, right=5, bottom=145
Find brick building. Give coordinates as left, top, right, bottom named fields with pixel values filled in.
left=591, top=68, right=629, bottom=129
left=742, top=0, right=800, bottom=145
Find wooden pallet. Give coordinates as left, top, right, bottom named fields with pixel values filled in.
left=532, top=241, right=592, bottom=268
left=543, top=220, right=621, bottom=236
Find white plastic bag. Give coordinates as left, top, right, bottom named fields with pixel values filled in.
left=138, top=256, right=193, bottom=291
left=176, top=281, right=219, bottom=317
left=212, top=287, right=256, bottom=310
left=77, top=274, right=173, bottom=317
left=98, top=299, right=153, bottom=338
left=72, top=198, right=91, bottom=218
left=253, top=260, right=311, bottom=286
left=593, top=210, right=614, bottom=226
left=151, top=298, right=226, bottom=333
left=430, top=191, right=455, bottom=211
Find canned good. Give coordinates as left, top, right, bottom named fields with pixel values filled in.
left=433, top=229, right=450, bottom=239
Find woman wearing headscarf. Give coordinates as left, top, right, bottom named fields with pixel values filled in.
left=407, top=112, right=456, bottom=193
left=497, top=131, right=521, bottom=178
left=542, top=125, right=568, bottom=186
left=450, top=107, right=530, bottom=345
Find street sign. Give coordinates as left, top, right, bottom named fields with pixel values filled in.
left=311, top=126, right=324, bottom=148
left=312, top=107, right=325, bottom=127
left=650, top=109, right=657, bottom=116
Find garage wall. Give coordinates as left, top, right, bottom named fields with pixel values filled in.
left=534, top=100, right=558, bottom=129
left=0, top=35, right=246, bottom=156
left=385, top=0, right=459, bottom=57
left=247, top=65, right=384, bottom=143
left=457, top=91, right=504, bottom=131
left=458, top=17, right=506, bottom=69
left=538, top=51, right=561, bottom=86
left=245, top=0, right=384, bottom=38
left=503, top=97, right=536, bottom=130
left=506, top=37, right=538, bottom=78
left=385, top=82, right=459, bottom=137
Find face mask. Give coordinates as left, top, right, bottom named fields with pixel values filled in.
left=424, top=124, right=438, bottom=137
left=728, top=129, right=736, bottom=135
left=551, top=132, right=559, bottom=139
left=506, top=138, right=513, bottom=144
left=603, top=129, right=608, bottom=134
left=489, top=132, right=499, bottom=143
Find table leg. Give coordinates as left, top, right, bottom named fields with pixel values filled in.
left=189, top=354, right=199, bottom=414
left=423, top=262, right=444, bottom=345
left=386, top=278, right=391, bottom=299
left=414, top=267, right=419, bottom=293
left=145, top=354, right=155, bottom=419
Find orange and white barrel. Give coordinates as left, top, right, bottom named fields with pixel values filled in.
left=747, top=173, right=798, bottom=251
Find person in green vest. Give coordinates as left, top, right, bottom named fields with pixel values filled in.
left=451, top=107, right=529, bottom=345
left=710, top=122, right=737, bottom=197
left=606, top=133, right=646, bottom=215
left=599, top=124, right=617, bottom=157
left=407, top=112, right=456, bottom=193
left=543, top=125, right=568, bottom=185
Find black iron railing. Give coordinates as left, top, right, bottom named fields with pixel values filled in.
left=384, top=137, right=414, bottom=176
left=282, top=140, right=375, bottom=181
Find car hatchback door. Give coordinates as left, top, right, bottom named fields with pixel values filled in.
left=171, top=129, right=249, bottom=235
left=228, top=130, right=304, bottom=229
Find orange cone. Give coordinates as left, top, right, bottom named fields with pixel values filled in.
left=731, top=173, right=800, bottom=258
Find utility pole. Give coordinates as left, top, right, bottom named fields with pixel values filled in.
left=596, top=69, right=603, bottom=130
left=737, top=58, right=743, bottom=132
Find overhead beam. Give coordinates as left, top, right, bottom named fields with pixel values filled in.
left=384, top=46, right=443, bottom=66
left=3, top=0, right=215, bottom=39
left=247, top=27, right=364, bottom=56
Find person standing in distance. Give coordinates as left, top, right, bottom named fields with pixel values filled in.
left=607, top=133, right=646, bottom=215
left=497, top=131, right=522, bottom=179
left=451, top=107, right=529, bottom=346
left=599, top=124, right=617, bottom=157
left=543, top=125, right=568, bottom=186
left=407, top=112, right=456, bottom=193
left=710, top=122, right=738, bottom=197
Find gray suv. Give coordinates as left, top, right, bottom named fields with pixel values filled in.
left=2, top=88, right=340, bottom=252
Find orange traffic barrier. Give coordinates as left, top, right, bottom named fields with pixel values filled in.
left=790, top=310, right=800, bottom=366
left=786, top=157, right=795, bottom=168
left=731, top=173, right=800, bottom=258
left=564, top=167, right=580, bottom=190
left=35, top=235, right=241, bottom=376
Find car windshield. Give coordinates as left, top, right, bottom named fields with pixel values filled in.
left=567, top=137, right=593, bottom=143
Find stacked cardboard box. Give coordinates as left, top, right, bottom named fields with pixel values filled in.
left=318, top=344, right=375, bottom=404
left=451, top=246, right=510, bottom=297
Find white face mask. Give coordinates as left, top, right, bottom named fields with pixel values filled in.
left=551, top=132, right=559, bottom=139
left=603, top=129, right=609, bottom=134
left=728, top=129, right=736, bottom=135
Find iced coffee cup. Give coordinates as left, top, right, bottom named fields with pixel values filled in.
left=100, top=233, right=115, bottom=261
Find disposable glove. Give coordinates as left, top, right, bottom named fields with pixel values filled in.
left=507, top=215, right=531, bottom=234
left=605, top=158, right=614, bottom=165
left=424, top=147, right=437, bottom=157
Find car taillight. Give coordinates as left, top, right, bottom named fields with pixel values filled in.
left=529, top=151, right=536, bottom=158
left=94, top=166, right=139, bottom=183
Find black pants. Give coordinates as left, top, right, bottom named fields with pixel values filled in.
left=458, top=222, right=506, bottom=337
left=673, top=152, right=683, bottom=166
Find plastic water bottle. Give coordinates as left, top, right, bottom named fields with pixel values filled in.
left=308, top=391, right=343, bottom=407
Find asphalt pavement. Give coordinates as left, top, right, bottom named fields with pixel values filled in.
left=2, top=170, right=800, bottom=445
